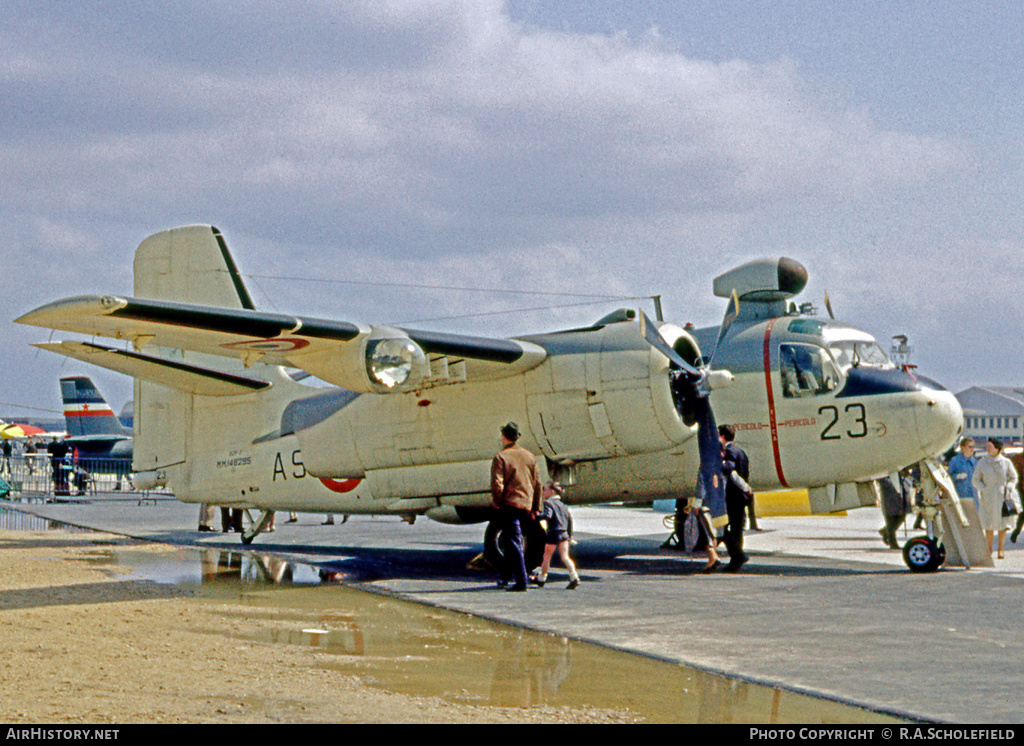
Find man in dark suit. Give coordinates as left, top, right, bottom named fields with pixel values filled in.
left=719, top=425, right=752, bottom=573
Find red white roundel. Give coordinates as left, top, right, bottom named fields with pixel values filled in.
left=319, top=477, right=361, bottom=493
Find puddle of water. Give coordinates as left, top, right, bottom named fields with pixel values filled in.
left=0, top=508, right=91, bottom=532
left=75, top=541, right=900, bottom=724
left=0, top=508, right=904, bottom=722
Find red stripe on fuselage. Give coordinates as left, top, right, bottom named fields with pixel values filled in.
left=762, top=318, right=789, bottom=488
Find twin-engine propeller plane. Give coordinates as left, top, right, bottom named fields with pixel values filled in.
left=16, top=226, right=964, bottom=569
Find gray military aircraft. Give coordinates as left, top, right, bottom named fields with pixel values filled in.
left=16, top=226, right=963, bottom=567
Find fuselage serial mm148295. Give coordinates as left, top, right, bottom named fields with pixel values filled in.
left=16, top=225, right=963, bottom=555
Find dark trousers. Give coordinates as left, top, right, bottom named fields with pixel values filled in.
left=1013, top=510, right=1024, bottom=539
left=497, top=507, right=531, bottom=587
left=221, top=508, right=243, bottom=533
left=722, top=493, right=747, bottom=565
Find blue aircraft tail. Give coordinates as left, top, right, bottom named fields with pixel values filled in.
left=60, top=376, right=132, bottom=438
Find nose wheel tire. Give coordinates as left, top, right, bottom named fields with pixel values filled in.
left=903, top=535, right=945, bottom=573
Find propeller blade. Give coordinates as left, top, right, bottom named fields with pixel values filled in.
left=708, top=288, right=740, bottom=366
left=824, top=291, right=835, bottom=319
left=692, top=393, right=728, bottom=526
left=639, top=311, right=701, bottom=379
left=640, top=310, right=728, bottom=525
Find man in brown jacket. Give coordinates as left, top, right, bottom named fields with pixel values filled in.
left=491, top=422, right=543, bottom=591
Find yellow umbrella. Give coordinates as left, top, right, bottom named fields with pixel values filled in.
left=0, top=421, right=46, bottom=440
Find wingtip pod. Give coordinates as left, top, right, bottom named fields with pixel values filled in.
left=15, top=295, right=128, bottom=329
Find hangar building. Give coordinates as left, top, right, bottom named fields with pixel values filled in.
left=956, top=386, right=1024, bottom=446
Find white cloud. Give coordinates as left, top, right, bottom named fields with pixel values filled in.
left=1, top=1, right=963, bottom=246
left=3, top=0, right=999, bottom=406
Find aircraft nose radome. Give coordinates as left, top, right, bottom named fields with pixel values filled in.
left=915, top=388, right=964, bottom=458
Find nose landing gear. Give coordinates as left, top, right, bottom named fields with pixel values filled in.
left=902, top=535, right=946, bottom=573
left=902, top=459, right=993, bottom=572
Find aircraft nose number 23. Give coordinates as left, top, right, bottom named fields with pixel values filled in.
left=818, top=403, right=869, bottom=441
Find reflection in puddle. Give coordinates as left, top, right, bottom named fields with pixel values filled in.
left=0, top=509, right=82, bottom=531
left=81, top=542, right=899, bottom=724
left=0, top=509, right=900, bottom=722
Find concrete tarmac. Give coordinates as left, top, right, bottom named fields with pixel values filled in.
left=4, top=492, right=1023, bottom=723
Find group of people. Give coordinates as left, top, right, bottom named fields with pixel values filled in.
left=198, top=505, right=244, bottom=533
left=490, top=420, right=755, bottom=589
left=490, top=421, right=580, bottom=591
left=670, top=425, right=754, bottom=573
left=947, top=436, right=1024, bottom=559
left=1, top=437, right=49, bottom=479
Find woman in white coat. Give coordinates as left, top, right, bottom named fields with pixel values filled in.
left=972, top=438, right=1020, bottom=559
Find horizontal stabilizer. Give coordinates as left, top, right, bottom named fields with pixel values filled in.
left=65, top=434, right=131, bottom=446
left=34, top=342, right=271, bottom=396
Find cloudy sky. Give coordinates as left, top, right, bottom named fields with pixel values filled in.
left=2, top=0, right=1022, bottom=417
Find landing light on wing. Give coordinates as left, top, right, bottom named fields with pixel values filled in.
left=366, top=336, right=428, bottom=389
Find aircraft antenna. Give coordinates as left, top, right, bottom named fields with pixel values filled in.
left=0, top=401, right=62, bottom=415
left=890, top=334, right=913, bottom=366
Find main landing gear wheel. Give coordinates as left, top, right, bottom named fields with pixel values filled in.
left=903, top=535, right=946, bottom=573
left=484, top=519, right=545, bottom=572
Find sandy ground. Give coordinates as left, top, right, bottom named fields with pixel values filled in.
left=0, top=529, right=636, bottom=724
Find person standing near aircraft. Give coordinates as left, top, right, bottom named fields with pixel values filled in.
left=24, top=438, right=37, bottom=475
left=947, top=438, right=980, bottom=508
left=878, top=475, right=910, bottom=549
left=972, top=438, right=1019, bottom=559
left=719, top=425, right=752, bottom=573
left=198, top=504, right=217, bottom=532
left=220, top=507, right=243, bottom=533
left=46, top=436, right=69, bottom=495
left=1010, top=449, right=1024, bottom=543
left=490, top=422, right=543, bottom=592
left=1, top=438, right=11, bottom=476
left=530, top=482, right=581, bottom=590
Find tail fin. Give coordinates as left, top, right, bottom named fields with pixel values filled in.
left=134, top=224, right=255, bottom=307
left=131, top=226, right=255, bottom=483
left=60, top=376, right=131, bottom=438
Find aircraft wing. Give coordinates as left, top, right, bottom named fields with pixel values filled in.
left=17, top=295, right=547, bottom=393
left=34, top=341, right=273, bottom=396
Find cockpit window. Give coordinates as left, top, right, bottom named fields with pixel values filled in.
left=827, top=340, right=892, bottom=372
left=780, top=344, right=839, bottom=398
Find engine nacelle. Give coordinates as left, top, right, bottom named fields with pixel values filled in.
left=291, top=325, right=429, bottom=395
left=655, top=323, right=704, bottom=368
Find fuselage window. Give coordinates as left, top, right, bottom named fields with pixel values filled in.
left=779, top=343, right=839, bottom=398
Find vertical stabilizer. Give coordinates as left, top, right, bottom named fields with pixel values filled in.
left=60, top=376, right=131, bottom=438
left=134, top=224, right=255, bottom=307
left=131, top=225, right=254, bottom=489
